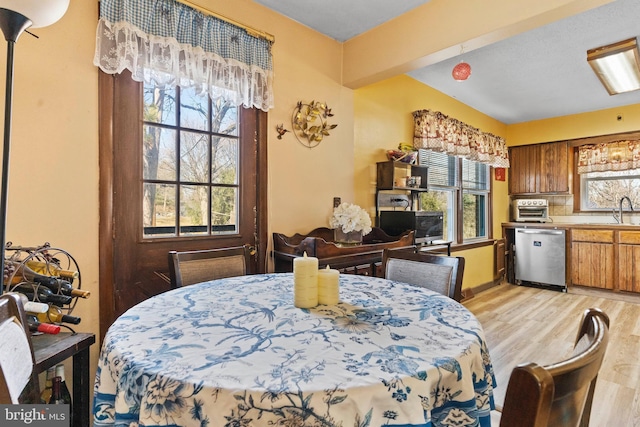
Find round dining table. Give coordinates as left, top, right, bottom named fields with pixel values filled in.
left=93, top=273, right=495, bottom=427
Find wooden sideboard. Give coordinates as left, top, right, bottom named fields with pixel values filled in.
left=273, top=227, right=415, bottom=277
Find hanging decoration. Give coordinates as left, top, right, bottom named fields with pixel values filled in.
left=291, top=101, right=337, bottom=148
left=452, top=61, right=472, bottom=81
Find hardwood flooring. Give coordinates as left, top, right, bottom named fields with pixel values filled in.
left=463, top=283, right=640, bottom=427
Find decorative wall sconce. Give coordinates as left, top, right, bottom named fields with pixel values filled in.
left=291, top=100, right=337, bottom=148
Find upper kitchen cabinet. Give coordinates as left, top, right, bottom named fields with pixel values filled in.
left=508, top=141, right=571, bottom=195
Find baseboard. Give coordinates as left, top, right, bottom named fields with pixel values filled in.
left=461, top=278, right=503, bottom=302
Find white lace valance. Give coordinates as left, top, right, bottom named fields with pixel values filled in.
left=412, top=109, right=510, bottom=168
left=94, top=0, right=274, bottom=111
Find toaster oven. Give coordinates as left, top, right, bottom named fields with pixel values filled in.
left=513, top=199, right=550, bottom=222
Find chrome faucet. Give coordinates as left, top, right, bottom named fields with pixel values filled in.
left=619, top=196, right=634, bottom=224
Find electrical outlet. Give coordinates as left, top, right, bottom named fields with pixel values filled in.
left=378, top=193, right=410, bottom=208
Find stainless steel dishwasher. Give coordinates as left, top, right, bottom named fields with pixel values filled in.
left=515, top=228, right=567, bottom=291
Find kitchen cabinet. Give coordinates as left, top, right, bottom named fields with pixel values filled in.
left=618, top=231, right=640, bottom=292
left=570, top=229, right=614, bottom=289
left=509, top=141, right=570, bottom=195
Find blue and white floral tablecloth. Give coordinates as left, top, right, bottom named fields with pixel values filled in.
left=93, top=273, right=495, bottom=427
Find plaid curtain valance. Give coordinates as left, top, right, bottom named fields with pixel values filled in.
left=94, top=0, right=274, bottom=111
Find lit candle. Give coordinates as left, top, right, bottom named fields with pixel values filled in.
left=293, top=252, right=318, bottom=308
left=317, top=265, right=340, bottom=305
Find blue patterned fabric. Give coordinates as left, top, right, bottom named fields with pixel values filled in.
left=93, top=273, right=495, bottom=427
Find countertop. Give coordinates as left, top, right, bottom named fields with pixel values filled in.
left=502, top=222, right=640, bottom=230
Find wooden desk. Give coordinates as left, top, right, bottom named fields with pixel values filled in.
left=32, top=332, right=96, bottom=427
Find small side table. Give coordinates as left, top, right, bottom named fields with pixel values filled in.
left=32, top=332, right=96, bottom=427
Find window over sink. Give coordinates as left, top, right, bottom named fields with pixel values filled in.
left=580, top=169, right=640, bottom=211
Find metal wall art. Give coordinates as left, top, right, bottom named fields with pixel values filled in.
left=291, top=100, right=337, bottom=148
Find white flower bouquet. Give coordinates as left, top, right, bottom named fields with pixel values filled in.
left=329, top=202, right=372, bottom=235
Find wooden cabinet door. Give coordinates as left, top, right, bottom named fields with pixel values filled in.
left=618, top=244, right=640, bottom=292
left=571, top=241, right=614, bottom=289
left=540, top=141, right=570, bottom=193
left=508, top=145, right=540, bottom=194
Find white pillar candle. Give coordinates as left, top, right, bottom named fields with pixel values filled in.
left=317, top=265, right=340, bottom=305
left=293, top=252, right=318, bottom=308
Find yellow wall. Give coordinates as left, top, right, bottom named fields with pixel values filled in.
left=354, top=75, right=509, bottom=289
left=507, top=103, right=640, bottom=145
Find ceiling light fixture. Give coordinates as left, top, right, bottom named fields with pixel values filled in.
left=587, top=37, right=640, bottom=95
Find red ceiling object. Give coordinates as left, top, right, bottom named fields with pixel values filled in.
left=452, top=62, right=472, bottom=81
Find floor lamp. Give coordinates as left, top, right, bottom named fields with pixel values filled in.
left=0, top=0, right=69, bottom=295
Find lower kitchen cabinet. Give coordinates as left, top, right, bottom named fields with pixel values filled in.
left=571, top=229, right=614, bottom=289
left=618, top=231, right=640, bottom=292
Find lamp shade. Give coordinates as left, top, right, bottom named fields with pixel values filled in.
left=0, top=0, right=69, bottom=28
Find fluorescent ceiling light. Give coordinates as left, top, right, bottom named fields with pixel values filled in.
left=587, top=37, right=640, bottom=95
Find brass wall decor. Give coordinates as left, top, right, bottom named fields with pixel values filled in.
left=291, top=100, right=337, bottom=148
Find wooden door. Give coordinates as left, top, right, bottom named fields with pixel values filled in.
left=508, top=145, right=540, bottom=194
left=98, top=71, right=268, bottom=336
left=539, top=141, right=570, bottom=193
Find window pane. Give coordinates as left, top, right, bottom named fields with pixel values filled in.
left=462, top=159, right=489, bottom=190
left=180, top=185, right=209, bottom=235
left=212, top=99, right=239, bottom=136
left=180, top=86, right=209, bottom=131
left=582, top=170, right=640, bottom=210
left=211, top=187, right=238, bottom=234
left=419, top=150, right=457, bottom=187
left=180, top=131, right=209, bottom=183
left=143, top=183, right=176, bottom=237
left=143, top=125, right=176, bottom=180
left=212, top=136, right=239, bottom=185
left=463, top=192, right=487, bottom=239
left=419, top=189, right=455, bottom=241
left=143, top=85, right=176, bottom=126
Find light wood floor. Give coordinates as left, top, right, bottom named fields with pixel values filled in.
left=463, top=283, right=640, bottom=427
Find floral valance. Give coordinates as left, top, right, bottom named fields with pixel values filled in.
left=412, top=109, right=510, bottom=168
left=577, top=140, right=640, bottom=174
left=94, top=0, right=274, bottom=111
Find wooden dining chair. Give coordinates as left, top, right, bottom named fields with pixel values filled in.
left=382, top=248, right=465, bottom=302
left=493, top=307, right=610, bottom=427
left=0, top=293, right=40, bottom=404
left=168, top=245, right=252, bottom=288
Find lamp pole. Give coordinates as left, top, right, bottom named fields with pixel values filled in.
left=0, top=8, right=32, bottom=295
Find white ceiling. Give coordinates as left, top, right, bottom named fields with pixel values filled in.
left=252, top=0, right=640, bottom=124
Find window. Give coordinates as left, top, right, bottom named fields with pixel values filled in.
left=142, top=83, right=240, bottom=238
left=580, top=169, right=640, bottom=210
left=418, top=150, right=490, bottom=243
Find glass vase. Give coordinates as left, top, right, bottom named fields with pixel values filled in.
left=334, top=228, right=363, bottom=246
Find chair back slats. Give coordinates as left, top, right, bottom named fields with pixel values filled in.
left=498, top=308, right=610, bottom=427
left=168, top=245, right=251, bottom=288
left=382, top=248, right=465, bottom=302
left=0, top=293, right=40, bottom=404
